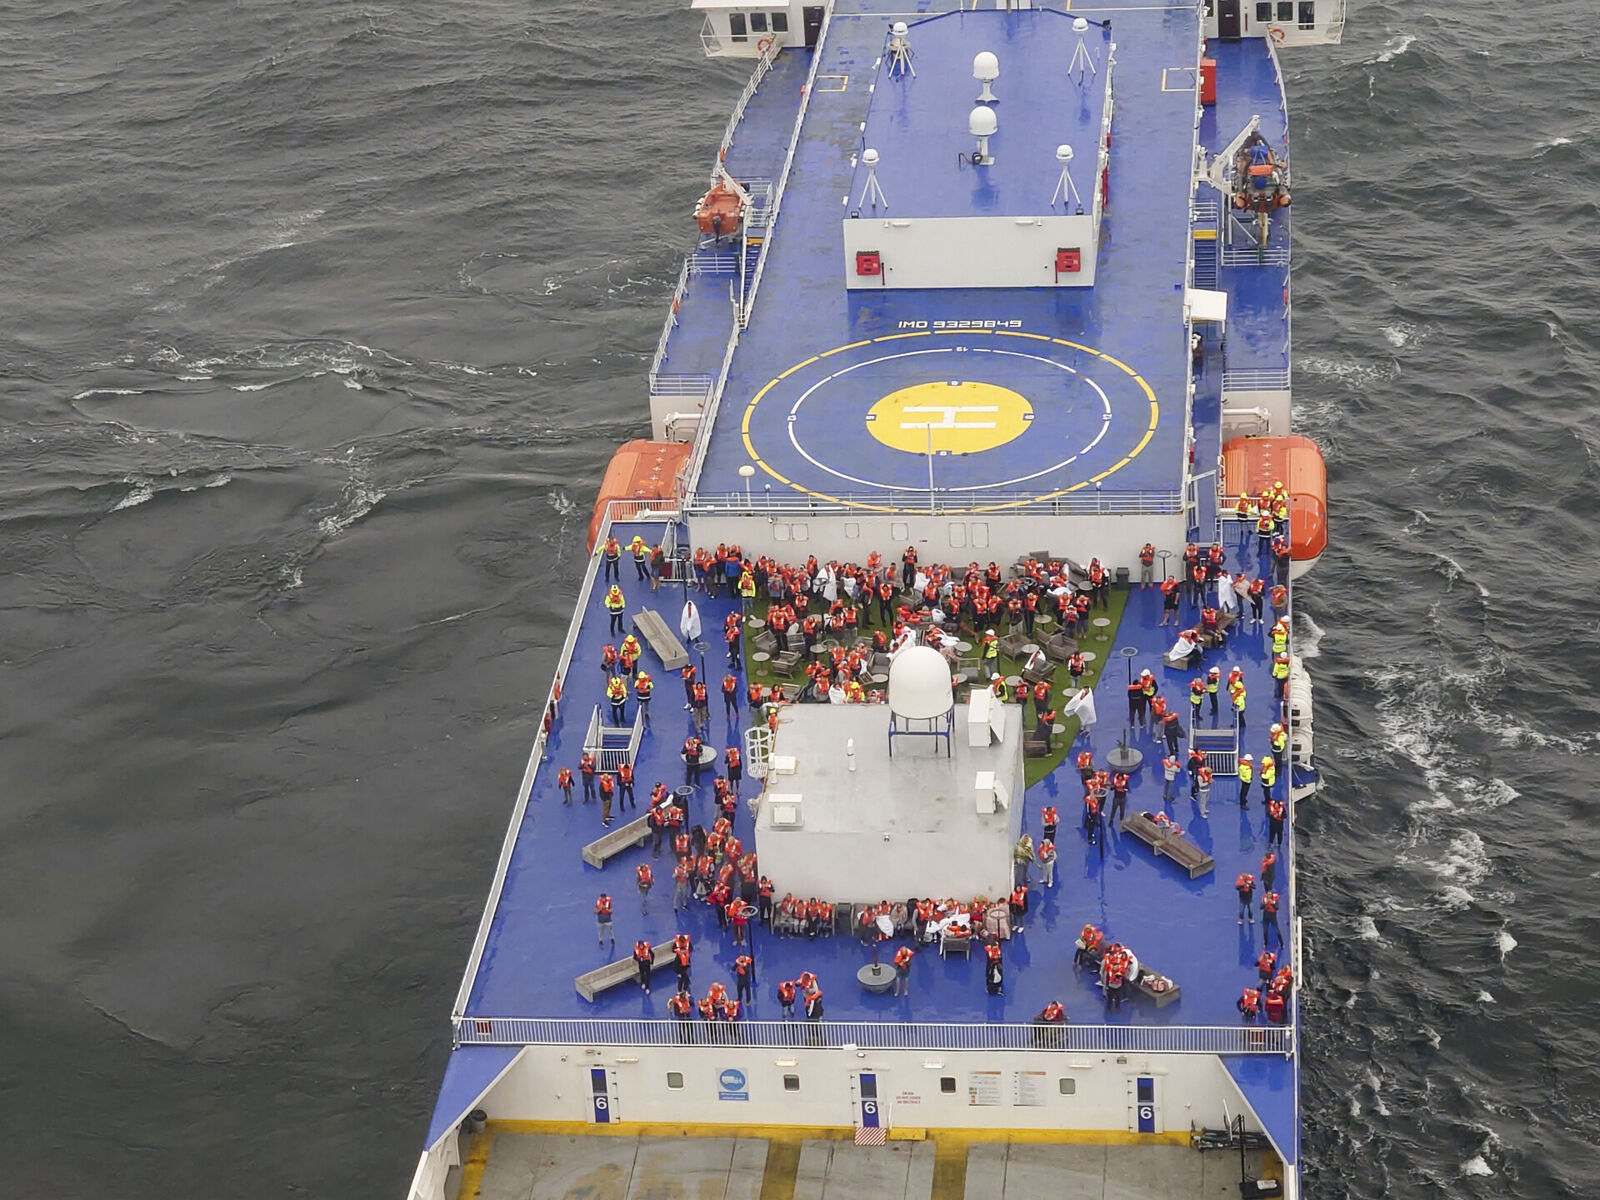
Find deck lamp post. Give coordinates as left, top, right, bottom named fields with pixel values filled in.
left=1106, top=645, right=1144, bottom=771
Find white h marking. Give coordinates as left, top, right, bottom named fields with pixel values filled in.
left=901, top=404, right=998, bottom=431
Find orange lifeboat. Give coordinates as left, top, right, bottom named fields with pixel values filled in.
left=587, top=440, right=691, bottom=551
left=1221, top=434, right=1328, bottom=577
left=695, top=178, right=745, bottom=238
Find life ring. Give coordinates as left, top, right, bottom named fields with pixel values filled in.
left=1267, top=26, right=1286, bottom=43
left=756, top=36, right=774, bottom=53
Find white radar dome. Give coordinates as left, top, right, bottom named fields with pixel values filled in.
left=973, top=51, right=999, bottom=82
left=891, top=20, right=908, bottom=36
left=888, top=644, right=956, bottom=720
left=1073, top=16, right=1089, bottom=33
left=969, top=106, right=998, bottom=138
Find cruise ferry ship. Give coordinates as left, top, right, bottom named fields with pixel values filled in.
left=408, top=2, right=1342, bottom=1197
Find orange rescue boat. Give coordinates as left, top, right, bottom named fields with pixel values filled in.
left=587, top=440, right=690, bottom=551
left=1221, top=434, right=1327, bottom=577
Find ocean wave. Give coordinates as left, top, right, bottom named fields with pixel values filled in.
left=112, top=480, right=156, bottom=511
left=1381, top=320, right=1432, bottom=349
left=73, top=388, right=147, bottom=400
left=1295, top=609, right=1323, bottom=658
left=1297, top=354, right=1399, bottom=388
left=1367, top=33, right=1417, bottom=65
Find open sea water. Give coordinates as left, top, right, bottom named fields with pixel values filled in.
left=1, top=0, right=1596, bottom=1196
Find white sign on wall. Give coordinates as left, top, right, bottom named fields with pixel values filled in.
left=967, top=1071, right=1003, bottom=1106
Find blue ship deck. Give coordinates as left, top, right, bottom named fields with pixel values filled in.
left=459, top=524, right=1298, bottom=1036
left=687, top=1, right=1206, bottom=508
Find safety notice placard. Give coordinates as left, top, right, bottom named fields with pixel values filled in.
left=967, top=1071, right=1003, bottom=1106
left=1013, top=1071, right=1048, bottom=1106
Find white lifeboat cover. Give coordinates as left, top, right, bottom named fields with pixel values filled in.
left=887, top=644, right=955, bottom=719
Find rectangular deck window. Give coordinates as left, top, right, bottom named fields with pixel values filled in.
left=1255, top=3, right=1271, bottom=20
left=771, top=12, right=788, bottom=32
left=750, top=12, right=768, bottom=33
left=1297, top=0, right=1314, bottom=28
left=729, top=12, right=748, bottom=41
left=1277, top=0, right=1293, bottom=18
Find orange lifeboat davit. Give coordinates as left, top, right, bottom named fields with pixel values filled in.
left=695, top=176, right=746, bottom=239
left=1221, top=434, right=1328, bottom=578
left=587, top=440, right=691, bottom=551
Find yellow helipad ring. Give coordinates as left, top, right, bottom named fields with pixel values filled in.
left=739, top=330, right=1160, bottom=514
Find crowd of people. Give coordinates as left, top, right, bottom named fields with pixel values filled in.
left=572, top=528, right=1299, bottom=1025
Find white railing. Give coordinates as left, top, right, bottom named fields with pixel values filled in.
left=1221, top=244, right=1289, bottom=267
left=649, top=372, right=715, bottom=398
left=452, top=1017, right=1293, bottom=1056
left=648, top=258, right=692, bottom=381
left=686, top=487, right=1184, bottom=517
left=712, top=42, right=781, bottom=182
left=689, top=251, right=739, bottom=275
left=450, top=502, right=675, bottom=1022
left=1222, top=368, right=1290, bottom=391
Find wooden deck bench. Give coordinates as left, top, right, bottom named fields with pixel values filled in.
left=1043, top=631, right=1078, bottom=662
left=575, top=941, right=679, bottom=1002
left=631, top=608, right=689, bottom=671
left=581, top=813, right=652, bottom=868
left=1120, top=811, right=1215, bottom=879
left=1023, top=726, right=1053, bottom=758
left=1196, top=611, right=1239, bottom=650
left=1021, top=657, right=1056, bottom=686
left=770, top=649, right=802, bottom=675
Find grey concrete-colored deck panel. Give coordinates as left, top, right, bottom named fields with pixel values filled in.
left=624, top=1137, right=736, bottom=1200
left=997, top=1143, right=1110, bottom=1199
left=1103, top=1144, right=1206, bottom=1200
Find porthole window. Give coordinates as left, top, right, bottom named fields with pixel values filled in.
left=940, top=1077, right=957, bottom=1094
left=783, top=1074, right=801, bottom=1091
left=1059, top=1078, right=1076, bottom=1095
left=667, top=1072, right=684, bottom=1089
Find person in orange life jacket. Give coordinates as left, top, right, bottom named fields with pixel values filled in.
left=1246, top=576, right=1266, bottom=625
left=1031, top=679, right=1050, bottom=721
left=730, top=897, right=752, bottom=945
left=1159, top=576, right=1182, bottom=625
left=1263, top=987, right=1287, bottom=1024
left=631, top=670, right=653, bottom=729
left=1260, top=850, right=1277, bottom=893
left=1100, top=944, right=1130, bottom=1009
left=598, top=772, right=615, bottom=826
left=1084, top=792, right=1105, bottom=856
left=1272, top=652, right=1291, bottom=700
left=725, top=622, right=742, bottom=670
left=636, top=861, right=654, bottom=914
left=725, top=745, right=743, bottom=795
left=1148, top=695, right=1169, bottom=743
left=1272, top=537, right=1292, bottom=587
left=1074, top=923, right=1105, bottom=970
left=1041, top=804, right=1059, bottom=845
left=1238, top=986, right=1261, bottom=1022
left=595, top=893, right=614, bottom=948
left=1036, top=1000, right=1067, bottom=1024
left=603, top=583, right=626, bottom=636
left=984, top=941, right=1004, bottom=995
left=1266, top=797, right=1286, bottom=847
left=1256, top=950, right=1278, bottom=987
left=690, top=680, right=710, bottom=734
left=602, top=535, right=622, bottom=582
left=1195, top=764, right=1213, bottom=818
left=803, top=983, right=825, bottom=1021
left=697, top=993, right=718, bottom=1022
left=1236, top=872, right=1256, bottom=925
left=1259, top=753, right=1278, bottom=809
left=1161, top=708, right=1183, bottom=757
left=1108, top=772, right=1131, bottom=826
left=721, top=673, right=739, bottom=720
left=1008, top=883, right=1030, bottom=932
left=1269, top=721, right=1289, bottom=774
left=579, top=752, right=597, bottom=802
left=1127, top=676, right=1147, bottom=728
left=673, top=934, right=693, bottom=990
left=1256, top=506, right=1276, bottom=556
left=557, top=765, right=575, bottom=806
left=1187, top=747, right=1207, bottom=799
left=1161, top=753, right=1181, bottom=803
left=633, top=938, right=653, bottom=993
left=1076, top=750, right=1096, bottom=788
left=777, top=978, right=797, bottom=1018
left=672, top=858, right=692, bottom=911
left=1190, top=677, right=1205, bottom=726
left=648, top=803, right=668, bottom=858
left=1067, top=651, right=1087, bottom=690
left=620, top=633, right=641, bottom=676
left=709, top=881, right=732, bottom=930
left=718, top=995, right=742, bottom=1022
left=682, top=735, right=705, bottom=786
left=892, top=945, right=915, bottom=996
left=612, top=762, right=633, bottom=811
left=1262, top=890, right=1282, bottom=946
left=1139, top=542, right=1156, bottom=588
left=668, top=988, right=694, bottom=1023
left=600, top=642, right=619, bottom=677
left=733, top=952, right=755, bottom=1003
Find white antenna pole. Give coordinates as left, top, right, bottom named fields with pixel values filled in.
left=1050, top=144, right=1083, bottom=212
left=1069, top=17, right=1098, bottom=84
left=886, top=21, right=915, bottom=77
left=858, top=148, right=889, bottom=210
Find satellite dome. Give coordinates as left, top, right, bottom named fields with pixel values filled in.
left=887, top=644, right=956, bottom=720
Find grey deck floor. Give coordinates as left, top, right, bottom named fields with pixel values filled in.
left=465, top=1133, right=1264, bottom=1200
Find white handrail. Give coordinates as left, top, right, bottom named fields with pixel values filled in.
left=712, top=42, right=780, bottom=183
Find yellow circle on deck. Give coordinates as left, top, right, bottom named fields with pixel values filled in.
left=866, top=381, right=1032, bottom=455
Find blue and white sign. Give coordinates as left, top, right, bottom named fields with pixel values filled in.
left=718, top=1067, right=749, bottom=1102
left=590, top=1067, right=612, bottom=1124
left=1135, top=1076, right=1155, bottom=1133
left=859, top=1072, right=881, bottom=1129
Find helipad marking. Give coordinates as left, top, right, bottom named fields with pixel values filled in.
left=740, top=331, right=1160, bottom=512
left=867, top=381, right=1031, bottom=454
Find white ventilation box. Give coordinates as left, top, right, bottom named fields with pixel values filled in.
left=768, top=793, right=804, bottom=828
left=974, top=770, right=1011, bottom=815
left=771, top=754, right=799, bottom=775
left=967, top=691, right=994, bottom=747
